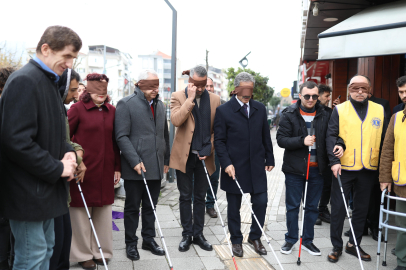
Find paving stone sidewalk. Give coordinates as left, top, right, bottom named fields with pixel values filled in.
left=70, top=130, right=398, bottom=270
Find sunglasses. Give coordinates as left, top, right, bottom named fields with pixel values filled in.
left=302, top=94, right=319, bottom=100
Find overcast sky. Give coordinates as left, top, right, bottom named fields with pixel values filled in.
left=0, top=0, right=302, bottom=92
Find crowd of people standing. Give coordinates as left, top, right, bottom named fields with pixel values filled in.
left=0, top=25, right=405, bottom=270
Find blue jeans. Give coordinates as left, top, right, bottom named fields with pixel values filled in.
left=9, top=219, right=54, bottom=270
left=206, top=152, right=220, bottom=209
left=284, top=167, right=323, bottom=245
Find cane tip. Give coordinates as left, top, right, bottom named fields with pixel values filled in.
left=297, top=260, right=301, bottom=265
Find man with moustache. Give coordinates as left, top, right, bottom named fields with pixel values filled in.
left=393, top=76, right=406, bottom=114
left=115, top=69, right=170, bottom=261
left=214, top=72, right=274, bottom=257
left=170, top=66, right=220, bottom=252
left=326, top=75, right=388, bottom=263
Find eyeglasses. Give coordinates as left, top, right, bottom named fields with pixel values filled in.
left=302, top=94, right=319, bottom=100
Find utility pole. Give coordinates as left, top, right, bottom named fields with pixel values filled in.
left=103, top=45, right=106, bottom=74
left=206, top=49, right=209, bottom=71
left=164, top=0, right=177, bottom=183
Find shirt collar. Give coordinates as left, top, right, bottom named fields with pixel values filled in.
left=235, top=95, right=249, bottom=107
left=33, top=55, right=60, bottom=83
left=149, top=99, right=153, bottom=106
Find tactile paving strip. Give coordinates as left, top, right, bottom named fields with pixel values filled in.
left=213, top=244, right=261, bottom=260
left=224, top=258, right=275, bottom=270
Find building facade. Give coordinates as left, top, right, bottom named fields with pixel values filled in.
left=299, top=0, right=406, bottom=111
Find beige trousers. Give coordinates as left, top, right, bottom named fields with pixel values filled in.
left=69, top=205, right=113, bottom=262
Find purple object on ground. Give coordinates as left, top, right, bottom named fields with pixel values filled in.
left=112, top=211, right=124, bottom=231
left=112, top=211, right=124, bottom=220
left=112, top=221, right=119, bottom=231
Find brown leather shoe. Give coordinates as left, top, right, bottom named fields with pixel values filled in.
left=206, top=207, right=217, bottom=218
left=78, top=260, right=96, bottom=270
left=248, top=238, right=267, bottom=255
left=232, top=244, right=243, bottom=257
left=327, top=246, right=343, bottom=263
left=345, top=242, right=371, bottom=261
left=94, top=258, right=109, bottom=265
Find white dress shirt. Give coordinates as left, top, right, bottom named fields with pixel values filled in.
left=235, top=96, right=250, bottom=118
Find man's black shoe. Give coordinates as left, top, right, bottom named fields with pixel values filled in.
left=193, top=234, right=213, bottom=251
left=319, top=209, right=331, bottom=223
left=178, top=235, right=192, bottom=252
left=328, top=246, right=342, bottom=263
left=126, top=245, right=140, bottom=261
left=280, top=241, right=294, bottom=255
left=345, top=242, right=371, bottom=261
left=369, top=227, right=382, bottom=241
left=0, top=259, right=9, bottom=270
left=248, top=238, right=267, bottom=255
left=315, top=218, right=322, bottom=225
left=303, top=242, right=321, bottom=256
left=232, top=244, right=243, bottom=257
left=142, top=240, right=165, bottom=256
left=206, top=207, right=217, bottom=218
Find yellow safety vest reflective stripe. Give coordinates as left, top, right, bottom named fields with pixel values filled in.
left=337, top=100, right=384, bottom=171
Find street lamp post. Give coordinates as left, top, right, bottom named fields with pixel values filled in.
left=164, top=0, right=177, bottom=183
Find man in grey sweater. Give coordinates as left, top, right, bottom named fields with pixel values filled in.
left=115, top=69, right=170, bottom=261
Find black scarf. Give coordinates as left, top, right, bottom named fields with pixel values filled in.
left=185, top=87, right=212, bottom=156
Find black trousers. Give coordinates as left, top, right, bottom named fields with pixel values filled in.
left=176, top=153, right=208, bottom=237
left=49, top=212, right=72, bottom=270
left=319, top=170, right=332, bottom=212
left=0, top=216, right=10, bottom=262
left=365, top=177, right=381, bottom=230
left=226, top=192, right=267, bottom=244
left=124, top=180, right=160, bottom=245
left=330, top=169, right=376, bottom=248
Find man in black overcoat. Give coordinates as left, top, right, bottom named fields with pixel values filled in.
left=214, top=72, right=275, bottom=258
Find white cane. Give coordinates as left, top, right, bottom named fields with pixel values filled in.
left=76, top=182, right=108, bottom=269
left=336, top=174, right=364, bottom=270
left=233, top=176, right=284, bottom=270
left=201, top=160, right=239, bottom=270
left=140, top=168, right=174, bottom=270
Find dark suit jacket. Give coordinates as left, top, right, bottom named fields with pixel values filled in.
left=370, top=95, right=391, bottom=120
left=214, top=96, right=275, bottom=194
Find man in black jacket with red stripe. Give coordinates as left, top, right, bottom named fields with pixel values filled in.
left=277, top=81, right=344, bottom=257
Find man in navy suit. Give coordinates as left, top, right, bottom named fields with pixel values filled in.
left=214, top=72, right=275, bottom=258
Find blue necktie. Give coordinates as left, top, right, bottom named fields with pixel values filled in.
left=243, top=104, right=248, bottom=117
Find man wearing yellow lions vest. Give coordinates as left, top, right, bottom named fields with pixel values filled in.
left=326, top=75, right=388, bottom=264
left=379, top=104, right=406, bottom=270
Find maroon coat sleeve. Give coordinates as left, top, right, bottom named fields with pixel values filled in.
left=68, top=104, right=80, bottom=139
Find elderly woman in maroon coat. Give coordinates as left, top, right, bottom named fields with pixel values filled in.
left=68, top=73, right=121, bottom=268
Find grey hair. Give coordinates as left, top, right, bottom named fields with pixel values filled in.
left=234, top=72, right=255, bottom=87
left=189, top=65, right=207, bottom=78
left=138, top=69, right=158, bottom=81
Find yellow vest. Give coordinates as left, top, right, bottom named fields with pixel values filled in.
left=337, top=100, right=384, bottom=171
left=392, top=111, right=406, bottom=186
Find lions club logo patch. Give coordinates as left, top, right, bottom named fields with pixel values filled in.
left=371, top=117, right=382, bottom=129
